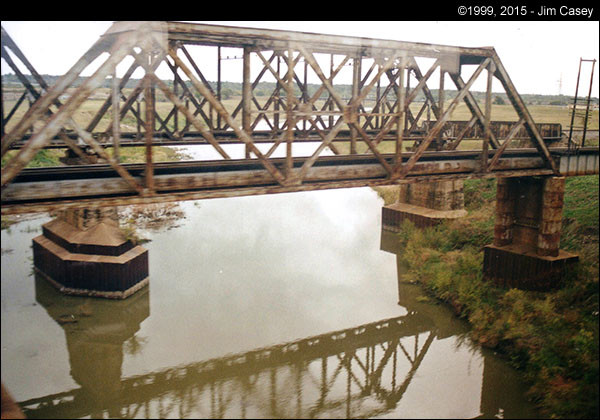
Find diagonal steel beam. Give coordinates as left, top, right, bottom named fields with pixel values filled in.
left=1, top=31, right=140, bottom=188
left=449, top=73, right=501, bottom=149
left=0, top=43, right=94, bottom=163
left=395, top=57, right=492, bottom=179
left=445, top=115, right=478, bottom=150
left=66, top=117, right=143, bottom=193
left=299, top=45, right=401, bottom=164
left=486, top=118, right=526, bottom=171
left=165, top=44, right=286, bottom=185
left=1, top=32, right=112, bottom=157
left=85, top=59, right=141, bottom=133
left=295, top=45, right=348, bottom=113
left=490, top=51, right=558, bottom=174
left=408, top=58, right=442, bottom=120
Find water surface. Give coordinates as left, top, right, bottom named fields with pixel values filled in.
left=1, top=188, right=539, bottom=418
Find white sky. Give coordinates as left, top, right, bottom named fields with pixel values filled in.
left=1, top=20, right=598, bottom=97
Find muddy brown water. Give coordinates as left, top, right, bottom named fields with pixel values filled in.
left=1, top=188, right=540, bottom=418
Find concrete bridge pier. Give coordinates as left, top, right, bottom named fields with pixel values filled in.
left=32, top=208, right=149, bottom=299
left=483, top=176, right=578, bottom=290
left=382, top=180, right=468, bottom=231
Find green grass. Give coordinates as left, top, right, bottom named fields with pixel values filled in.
left=390, top=176, right=599, bottom=418
left=1, top=145, right=190, bottom=169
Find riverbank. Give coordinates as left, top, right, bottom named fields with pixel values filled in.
left=377, top=176, right=598, bottom=418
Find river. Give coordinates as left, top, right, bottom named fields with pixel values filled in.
left=1, top=186, right=540, bottom=418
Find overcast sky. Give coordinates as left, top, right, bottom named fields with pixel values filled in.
left=1, top=20, right=598, bottom=97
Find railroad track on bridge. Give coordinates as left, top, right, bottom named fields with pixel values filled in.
left=1, top=147, right=597, bottom=214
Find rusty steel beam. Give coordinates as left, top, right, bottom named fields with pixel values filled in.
left=3, top=148, right=597, bottom=215
left=1, top=30, right=96, bottom=164
left=490, top=50, right=558, bottom=174
left=163, top=21, right=495, bottom=59
left=397, top=57, right=492, bottom=179
left=1, top=27, right=142, bottom=187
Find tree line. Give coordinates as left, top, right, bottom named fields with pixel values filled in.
left=2, top=73, right=598, bottom=106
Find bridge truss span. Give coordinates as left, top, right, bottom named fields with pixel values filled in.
left=1, top=21, right=598, bottom=213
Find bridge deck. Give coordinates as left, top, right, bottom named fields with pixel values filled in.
left=1, top=147, right=597, bottom=214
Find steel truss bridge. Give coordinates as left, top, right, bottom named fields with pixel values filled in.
left=1, top=21, right=598, bottom=214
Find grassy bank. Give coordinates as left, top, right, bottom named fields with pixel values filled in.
left=1, top=145, right=190, bottom=168
left=385, top=176, right=598, bottom=418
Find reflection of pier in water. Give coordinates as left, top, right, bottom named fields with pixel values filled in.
left=19, top=230, right=536, bottom=419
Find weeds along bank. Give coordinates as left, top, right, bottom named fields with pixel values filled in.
left=382, top=176, right=598, bottom=418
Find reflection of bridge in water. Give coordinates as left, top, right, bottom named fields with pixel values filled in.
left=18, top=230, right=536, bottom=419
left=23, top=273, right=436, bottom=419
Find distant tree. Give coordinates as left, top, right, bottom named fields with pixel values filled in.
left=550, top=99, right=567, bottom=106
left=221, top=87, right=234, bottom=100
left=493, top=96, right=506, bottom=105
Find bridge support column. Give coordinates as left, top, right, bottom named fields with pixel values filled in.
left=483, top=176, right=578, bottom=290
left=382, top=180, right=467, bottom=231
left=32, top=208, right=149, bottom=299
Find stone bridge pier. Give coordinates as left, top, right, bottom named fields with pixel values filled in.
left=32, top=208, right=149, bottom=299
left=382, top=180, right=468, bottom=231
left=483, top=176, right=578, bottom=290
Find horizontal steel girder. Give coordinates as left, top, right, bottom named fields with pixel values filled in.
left=2, top=148, right=597, bottom=215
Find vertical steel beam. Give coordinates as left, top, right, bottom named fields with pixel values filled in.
left=395, top=57, right=406, bottom=173
left=243, top=47, right=252, bottom=159
left=438, top=70, right=445, bottom=115
left=274, top=54, right=281, bottom=132
left=112, top=68, right=121, bottom=162
left=302, top=59, right=308, bottom=132
left=217, top=46, right=222, bottom=130
left=482, top=61, right=495, bottom=171
left=351, top=56, right=361, bottom=154
left=567, top=58, right=583, bottom=146
left=136, top=99, right=142, bottom=140
left=405, top=68, right=411, bottom=134
left=144, top=71, right=154, bottom=193
left=329, top=54, right=334, bottom=130
left=285, top=47, right=295, bottom=178
left=172, top=43, right=179, bottom=136
left=0, top=78, right=4, bottom=138
left=438, top=69, right=445, bottom=147
left=581, top=59, right=596, bottom=147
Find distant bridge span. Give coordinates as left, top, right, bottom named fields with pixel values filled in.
left=1, top=21, right=598, bottom=214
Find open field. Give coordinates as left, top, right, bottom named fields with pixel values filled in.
left=2, top=91, right=598, bottom=166
left=4, top=89, right=598, bottom=132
